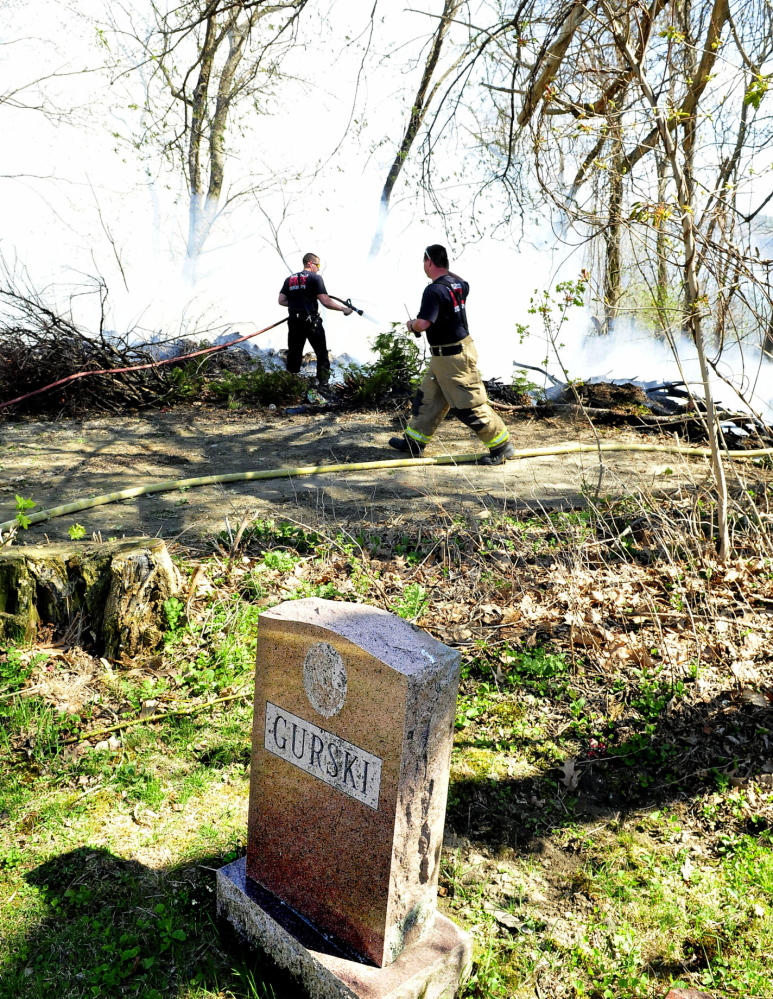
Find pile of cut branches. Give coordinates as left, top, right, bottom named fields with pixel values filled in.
left=0, top=286, right=173, bottom=415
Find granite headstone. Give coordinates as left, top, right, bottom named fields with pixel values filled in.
left=218, top=597, right=471, bottom=999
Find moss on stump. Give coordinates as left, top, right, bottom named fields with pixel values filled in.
left=0, top=538, right=181, bottom=657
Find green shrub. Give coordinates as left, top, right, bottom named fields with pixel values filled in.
left=207, top=367, right=304, bottom=406
left=348, top=325, right=423, bottom=404
left=167, top=361, right=207, bottom=400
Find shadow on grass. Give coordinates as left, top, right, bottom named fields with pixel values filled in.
left=1, top=846, right=298, bottom=999
left=448, top=688, right=773, bottom=852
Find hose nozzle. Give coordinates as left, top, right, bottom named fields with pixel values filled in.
left=329, top=295, right=363, bottom=315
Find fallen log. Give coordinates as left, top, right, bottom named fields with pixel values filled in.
left=0, top=538, right=181, bottom=657
left=489, top=401, right=773, bottom=437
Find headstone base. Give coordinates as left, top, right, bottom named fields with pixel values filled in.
left=217, top=858, right=472, bottom=999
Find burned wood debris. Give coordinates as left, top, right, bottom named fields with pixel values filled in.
left=484, top=368, right=773, bottom=451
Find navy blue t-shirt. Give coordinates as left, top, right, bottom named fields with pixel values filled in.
left=417, top=273, right=470, bottom=345
left=281, top=270, right=327, bottom=314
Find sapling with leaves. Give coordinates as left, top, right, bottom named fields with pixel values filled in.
left=528, top=274, right=608, bottom=495
left=14, top=494, right=36, bottom=530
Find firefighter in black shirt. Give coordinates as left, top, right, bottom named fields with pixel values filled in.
left=389, top=244, right=514, bottom=464
left=278, top=253, right=352, bottom=386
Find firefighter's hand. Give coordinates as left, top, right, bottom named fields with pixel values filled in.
left=406, top=320, right=415, bottom=333
left=343, top=307, right=353, bottom=316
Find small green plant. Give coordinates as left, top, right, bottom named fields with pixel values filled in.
left=0, top=695, right=79, bottom=763
left=348, top=325, right=423, bottom=404
left=0, top=845, right=24, bottom=868
left=512, top=368, right=542, bottom=400
left=500, top=646, right=569, bottom=695
left=0, top=645, right=36, bottom=691
left=163, top=596, right=186, bottom=634
left=223, top=517, right=322, bottom=554
left=240, top=570, right=267, bottom=601
left=207, top=366, right=305, bottom=406
left=154, top=903, right=187, bottom=951
left=393, top=582, right=428, bottom=621
left=14, top=494, right=36, bottom=529
left=67, top=523, right=87, bottom=540
left=167, top=359, right=207, bottom=400
left=261, top=550, right=300, bottom=572
left=113, top=761, right=165, bottom=805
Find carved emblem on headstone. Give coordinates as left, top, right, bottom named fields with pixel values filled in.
left=303, top=641, right=347, bottom=717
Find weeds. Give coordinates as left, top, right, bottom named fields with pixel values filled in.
left=13, top=494, right=35, bottom=530
left=2, top=498, right=773, bottom=997
left=204, top=368, right=305, bottom=408
left=393, top=581, right=428, bottom=620
left=342, top=325, right=423, bottom=405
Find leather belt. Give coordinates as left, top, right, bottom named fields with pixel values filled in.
left=429, top=343, right=463, bottom=357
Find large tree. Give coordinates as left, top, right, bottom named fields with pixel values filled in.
left=108, top=0, right=309, bottom=267
left=369, top=0, right=466, bottom=256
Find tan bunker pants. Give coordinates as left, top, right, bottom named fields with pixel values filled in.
left=405, top=337, right=510, bottom=452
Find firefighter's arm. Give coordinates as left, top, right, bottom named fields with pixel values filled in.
left=406, top=318, right=431, bottom=333
left=318, top=294, right=353, bottom=315
left=278, top=292, right=289, bottom=307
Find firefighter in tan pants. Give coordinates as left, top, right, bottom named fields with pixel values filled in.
left=389, top=244, right=515, bottom=465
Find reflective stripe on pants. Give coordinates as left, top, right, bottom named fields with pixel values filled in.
left=405, top=337, right=509, bottom=448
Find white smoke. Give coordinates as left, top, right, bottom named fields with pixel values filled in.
left=506, top=308, right=773, bottom=422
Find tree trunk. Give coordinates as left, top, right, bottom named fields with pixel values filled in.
left=0, top=538, right=181, bottom=658
left=370, top=0, right=462, bottom=257
left=764, top=306, right=773, bottom=359
left=601, top=0, right=730, bottom=558
left=655, top=154, right=669, bottom=337
left=602, top=129, right=624, bottom=334
left=186, top=13, right=218, bottom=263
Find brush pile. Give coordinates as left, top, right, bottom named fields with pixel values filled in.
left=485, top=368, right=773, bottom=451
left=0, top=288, right=174, bottom=415
left=0, top=287, right=280, bottom=416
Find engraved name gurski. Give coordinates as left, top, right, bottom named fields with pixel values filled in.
left=264, top=702, right=382, bottom=810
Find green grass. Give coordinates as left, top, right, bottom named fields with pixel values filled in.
left=0, top=845, right=278, bottom=998
left=0, top=680, right=265, bottom=997
left=2, top=509, right=773, bottom=997
left=445, top=816, right=773, bottom=998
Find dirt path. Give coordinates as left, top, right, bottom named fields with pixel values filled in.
left=0, top=405, right=715, bottom=544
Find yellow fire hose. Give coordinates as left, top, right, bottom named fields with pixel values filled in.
left=2, top=441, right=773, bottom=534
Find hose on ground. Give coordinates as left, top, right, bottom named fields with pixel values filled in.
left=2, top=440, right=773, bottom=533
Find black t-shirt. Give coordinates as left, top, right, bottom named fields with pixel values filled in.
left=280, top=270, right=327, bottom=314
left=416, top=273, right=470, bottom=345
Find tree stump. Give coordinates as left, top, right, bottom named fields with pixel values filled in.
left=0, top=538, right=181, bottom=657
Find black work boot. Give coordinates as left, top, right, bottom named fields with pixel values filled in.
left=478, top=440, right=515, bottom=465
left=388, top=435, right=425, bottom=456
